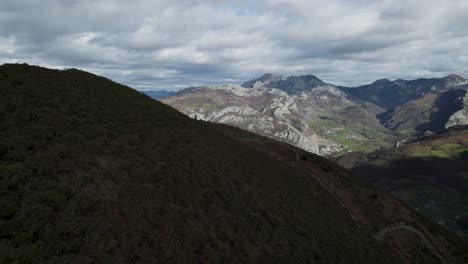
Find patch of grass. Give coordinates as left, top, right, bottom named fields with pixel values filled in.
left=369, top=159, right=390, bottom=167
left=307, top=113, right=394, bottom=154
left=409, top=145, right=468, bottom=159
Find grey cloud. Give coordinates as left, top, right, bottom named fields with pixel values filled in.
left=0, top=0, right=467, bottom=89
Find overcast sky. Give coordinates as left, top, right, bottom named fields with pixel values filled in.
left=1, top=0, right=467, bottom=90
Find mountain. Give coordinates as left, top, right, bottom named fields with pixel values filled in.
left=340, top=75, right=468, bottom=137
left=164, top=78, right=396, bottom=155
left=1, top=63, right=467, bottom=263
left=141, top=90, right=176, bottom=99
left=242, top=73, right=325, bottom=94
left=163, top=74, right=468, bottom=156
left=340, top=75, right=468, bottom=110
left=378, top=89, right=467, bottom=136
left=336, top=126, right=468, bottom=239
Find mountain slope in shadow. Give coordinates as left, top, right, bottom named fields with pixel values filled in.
left=337, top=127, right=468, bottom=239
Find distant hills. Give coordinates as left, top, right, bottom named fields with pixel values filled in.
left=1, top=64, right=467, bottom=263
left=340, top=74, right=468, bottom=109
left=163, top=73, right=468, bottom=155
left=141, top=90, right=176, bottom=99
left=341, top=75, right=468, bottom=136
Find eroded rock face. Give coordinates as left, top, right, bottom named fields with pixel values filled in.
left=165, top=85, right=341, bottom=155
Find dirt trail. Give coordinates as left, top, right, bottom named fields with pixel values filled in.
left=293, top=149, right=362, bottom=224
left=294, top=149, right=450, bottom=264
left=374, top=223, right=447, bottom=263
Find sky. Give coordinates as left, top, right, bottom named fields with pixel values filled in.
left=1, top=0, right=467, bottom=90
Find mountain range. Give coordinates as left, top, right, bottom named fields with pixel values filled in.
left=162, top=73, right=468, bottom=156
left=1, top=64, right=467, bottom=263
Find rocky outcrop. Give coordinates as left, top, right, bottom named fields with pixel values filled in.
left=446, top=91, right=468, bottom=128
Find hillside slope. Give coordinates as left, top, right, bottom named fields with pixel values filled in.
left=336, top=127, right=468, bottom=239
left=0, top=64, right=467, bottom=263
left=378, top=89, right=467, bottom=136
left=340, top=75, right=468, bottom=110
left=341, top=75, right=468, bottom=137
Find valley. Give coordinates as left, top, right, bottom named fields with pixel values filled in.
left=336, top=127, right=468, bottom=239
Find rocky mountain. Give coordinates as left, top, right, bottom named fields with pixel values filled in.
left=446, top=91, right=468, bottom=128
left=242, top=73, right=325, bottom=94
left=340, top=75, right=468, bottom=110
left=141, top=90, right=176, bottom=99
left=336, top=126, right=468, bottom=239
left=378, top=89, right=467, bottom=136
left=163, top=73, right=468, bottom=156
left=164, top=75, right=395, bottom=155
left=3, top=64, right=468, bottom=263
left=342, top=75, right=468, bottom=137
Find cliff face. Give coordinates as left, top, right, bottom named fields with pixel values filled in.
left=446, top=91, right=468, bottom=128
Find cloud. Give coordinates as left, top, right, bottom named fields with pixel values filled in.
left=0, top=0, right=467, bottom=89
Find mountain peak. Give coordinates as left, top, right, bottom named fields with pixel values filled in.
left=442, top=74, right=468, bottom=87
left=373, top=78, right=392, bottom=84
left=259, top=73, right=276, bottom=80
left=444, top=74, right=466, bottom=81
left=242, top=74, right=325, bottom=94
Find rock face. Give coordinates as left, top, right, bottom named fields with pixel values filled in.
left=165, top=84, right=342, bottom=155
left=163, top=78, right=394, bottom=155
left=446, top=91, right=468, bottom=128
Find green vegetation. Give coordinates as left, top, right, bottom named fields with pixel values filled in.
left=338, top=128, right=468, bottom=239
left=307, top=113, right=393, bottom=154
left=408, top=143, right=468, bottom=158
left=369, top=159, right=390, bottom=167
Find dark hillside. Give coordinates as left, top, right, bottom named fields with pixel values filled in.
left=336, top=127, right=468, bottom=239
left=0, top=64, right=467, bottom=263
left=340, top=76, right=468, bottom=110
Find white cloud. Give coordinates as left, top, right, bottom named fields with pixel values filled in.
left=0, top=36, right=16, bottom=55
left=0, top=0, right=467, bottom=89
